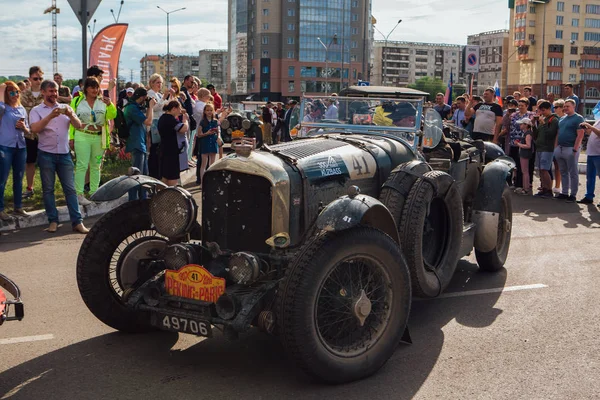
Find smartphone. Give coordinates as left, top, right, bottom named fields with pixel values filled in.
left=103, top=89, right=109, bottom=97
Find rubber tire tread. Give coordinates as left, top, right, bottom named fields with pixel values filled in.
left=278, top=227, right=411, bottom=384
left=475, top=186, right=513, bottom=272
left=76, top=199, right=156, bottom=333
left=379, top=161, right=431, bottom=216
left=398, top=170, right=463, bottom=298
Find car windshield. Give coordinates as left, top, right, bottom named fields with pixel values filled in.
left=297, top=96, right=423, bottom=149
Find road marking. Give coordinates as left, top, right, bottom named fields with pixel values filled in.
left=1, top=369, right=52, bottom=399
left=0, top=334, right=54, bottom=345
left=435, top=284, right=548, bottom=299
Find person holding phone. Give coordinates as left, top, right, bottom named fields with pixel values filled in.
left=158, top=100, right=189, bottom=186
left=0, top=81, right=31, bottom=220
left=69, top=78, right=116, bottom=205
left=197, top=103, right=220, bottom=185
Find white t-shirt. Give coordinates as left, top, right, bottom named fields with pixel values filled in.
left=588, top=120, right=600, bottom=156
left=193, top=100, right=207, bottom=126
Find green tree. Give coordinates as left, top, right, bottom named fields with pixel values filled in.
left=408, top=77, right=446, bottom=101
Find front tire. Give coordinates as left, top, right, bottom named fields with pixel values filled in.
left=278, top=227, right=411, bottom=384
left=476, top=187, right=513, bottom=272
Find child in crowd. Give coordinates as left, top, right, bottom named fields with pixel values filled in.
left=515, top=117, right=535, bottom=195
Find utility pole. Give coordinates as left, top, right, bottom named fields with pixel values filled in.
left=44, top=1, right=60, bottom=75
left=130, top=69, right=134, bottom=82
left=157, top=6, right=186, bottom=79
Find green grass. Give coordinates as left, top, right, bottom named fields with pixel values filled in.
left=3, top=154, right=131, bottom=212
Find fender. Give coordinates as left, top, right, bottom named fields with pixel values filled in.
left=472, top=160, right=513, bottom=252
left=483, top=141, right=505, bottom=163
left=91, top=175, right=167, bottom=202
left=316, top=190, right=400, bottom=245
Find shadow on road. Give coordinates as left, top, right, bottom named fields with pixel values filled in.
left=510, top=193, right=600, bottom=228
left=0, top=260, right=506, bottom=400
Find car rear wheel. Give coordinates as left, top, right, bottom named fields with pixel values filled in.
left=476, top=187, right=512, bottom=272
left=278, top=227, right=411, bottom=384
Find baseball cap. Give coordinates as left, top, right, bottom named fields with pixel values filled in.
left=126, top=87, right=134, bottom=94
left=516, top=117, right=533, bottom=126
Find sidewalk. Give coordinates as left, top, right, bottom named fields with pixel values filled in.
left=0, top=166, right=198, bottom=232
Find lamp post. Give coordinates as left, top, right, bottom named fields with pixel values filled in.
left=157, top=6, right=186, bottom=79
left=317, top=34, right=338, bottom=95
left=530, top=0, right=547, bottom=98
left=374, top=19, right=402, bottom=85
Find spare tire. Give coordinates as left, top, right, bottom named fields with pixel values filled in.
left=379, top=161, right=432, bottom=215
left=398, top=171, right=463, bottom=298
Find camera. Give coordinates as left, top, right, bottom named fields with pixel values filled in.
left=579, top=123, right=587, bottom=129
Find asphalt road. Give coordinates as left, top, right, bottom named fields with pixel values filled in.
left=1, top=188, right=600, bottom=400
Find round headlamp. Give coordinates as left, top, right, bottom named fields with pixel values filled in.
left=163, top=244, right=195, bottom=270
left=227, top=252, right=261, bottom=285
left=149, top=187, right=197, bottom=238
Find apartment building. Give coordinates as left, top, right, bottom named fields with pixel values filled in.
left=199, top=50, right=229, bottom=92
left=467, top=30, right=509, bottom=95
left=507, top=0, right=600, bottom=115
left=140, top=55, right=199, bottom=84
left=228, top=0, right=249, bottom=97
left=372, top=41, right=464, bottom=87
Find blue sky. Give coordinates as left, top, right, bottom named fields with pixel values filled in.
left=0, top=0, right=509, bottom=81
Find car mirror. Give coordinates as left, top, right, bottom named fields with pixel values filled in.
left=422, top=108, right=443, bottom=149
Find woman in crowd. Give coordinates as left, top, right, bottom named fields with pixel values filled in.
left=158, top=100, right=190, bottom=186
left=0, top=81, right=30, bottom=220
left=146, top=73, right=172, bottom=179
left=514, top=117, right=535, bottom=195
left=508, top=98, right=534, bottom=189
left=70, top=77, right=117, bottom=205
left=193, top=88, right=212, bottom=184
left=197, top=103, right=221, bottom=185
left=168, top=78, right=190, bottom=174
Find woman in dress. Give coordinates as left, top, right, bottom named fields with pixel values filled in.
left=158, top=100, right=190, bottom=186
left=197, top=103, right=220, bottom=185
left=0, top=81, right=30, bottom=220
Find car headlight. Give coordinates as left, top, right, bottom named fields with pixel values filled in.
left=227, top=252, right=261, bottom=284
left=150, top=187, right=197, bottom=238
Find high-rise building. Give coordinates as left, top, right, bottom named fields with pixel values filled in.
left=230, top=0, right=372, bottom=101
left=199, top=50, right=229, bottom=92
left=140, top=54, right=199, bottom=84
left=467, top=30, right=509, bottom=95
left=507, top=0, right=600, bottom=115
left=372, top=41, right=465, bottom=87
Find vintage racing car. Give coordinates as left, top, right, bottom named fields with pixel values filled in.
left=77, top=92, right=514, bottom=384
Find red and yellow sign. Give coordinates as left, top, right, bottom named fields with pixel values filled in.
left=165, top=265, right=225, bottom=303
left=232, top=129, right=244, bottom=138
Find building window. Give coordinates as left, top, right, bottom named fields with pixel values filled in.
left=288, top=66, right=295, bottom=77
left=548, top=71, right=562, bottom=80
left=556, top=30, right=563, bottom=39
left=569, top=74, right=577, bottom=82
left=548, top=44, right=564, bottom=53
left=572, top=19, right=579, bottom=27
left=262, top=8, right=269, bottom=15
left=572, top=32, right=579, bottom=41
left=573, top=5, right=580, bottom=13
left=262, top=81, right=269, bottom=89
left=585, top=32, right=600, bottom=41
left=287, top=37, right=294, bottom=44
left=262, top=36, right=269, bottom=44
left=529, top=6, right=535, bottom=13
left=352, top=0, right=358, bottom=7
left=288, top=81, right=295, bottom=92
left=557, top=1, right=564, bottom=12
left=350, top=54, right=357, bottom=62
left=262, top=50, right=269, bottom=57
left=529, top=20, right=536, bottom=27
left=571, top=46, right=578, bottom=54
left=548, top=85, right=561, bottom=94
left=548, top=58, right=563, bottom=67
left=569, top=60, right=577, bottom=68
left=351, top=27, right=358, bottom=34
left=556, top=16, right=564, bottom=25
left=251, top=82, right=255, bottom=90
left=262, top=66, right=269, bottom=74
left=586, top=5, right=600, bottom=14
left=263, top=23, right=269, bottom=30
left=516, top=4, right=526, bottom=13
left=287, top=8, right=295, bottom=16
left=351, top=41, right=357, bottom=48
left=287, top=51, right=294, bottom=58
left=585, top=18, right=600, bottom=28
left=351, top=14, right=358, bottom=21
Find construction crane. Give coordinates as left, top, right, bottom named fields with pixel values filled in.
left=44, top=1, right=60, bottom=75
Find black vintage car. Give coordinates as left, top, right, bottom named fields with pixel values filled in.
left=78, top=93, right=514, bottom=384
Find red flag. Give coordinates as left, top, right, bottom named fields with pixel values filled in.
left=88, top=23, right=129, bottom=100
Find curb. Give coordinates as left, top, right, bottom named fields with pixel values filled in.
left=1, top=165, right=198, bottom=232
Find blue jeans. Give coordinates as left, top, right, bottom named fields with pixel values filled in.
left=37, top=150, right=82, bottom=226
left=128, top=149, right=148, bottom=201
left=585, top=155, right=600, bottom=199
left=0, top=145, right=27, bottom=211
left=554, top=146, right=579, bottom=196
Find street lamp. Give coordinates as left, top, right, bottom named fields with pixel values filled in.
left=157, top=5, right=186, bottom=80
left=374, top=19, right=402, bottom=85
left=317, top=34, right=338, bottom=95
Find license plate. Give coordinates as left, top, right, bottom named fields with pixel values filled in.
left=152, top=313, right=212, bottom=337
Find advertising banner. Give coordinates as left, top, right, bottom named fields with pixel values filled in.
left=88, top=23, right=128, bottom=99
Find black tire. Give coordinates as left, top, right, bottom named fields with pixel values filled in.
left=379, top=161, right=431, bottom=214
left=77, top=200, right=161, bottom=333
left=278, top=227, right=411, bottom=384
left=399, top=171, right=463, bottom=298
left=476, top=186, right=513, bottom=272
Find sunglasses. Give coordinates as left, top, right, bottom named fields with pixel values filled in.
left=8, top=90, right=20, bottom=96
left=31, top=77, right=43, bottom=81
left=91, top=110, right=97, bottom=123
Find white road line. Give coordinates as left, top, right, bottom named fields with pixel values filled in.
left=435, top=284, right=548, bottom=299
left=0, top=334, right=54, bottom=345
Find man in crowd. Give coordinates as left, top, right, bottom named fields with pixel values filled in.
left=533, top=101, right=559, bottom=198
left=578, top=120, right=600, bottom=205
left=434, top=93, right=451, bottom=120
left=21, top=66, right=45, bottom=199
left=324, top=98, right=339, bottom=120
left=281, top=100, right=297, bottom=142
left=29, top=80, right=88, bottom=234
left=523, top=86, right=537, bottom=112
left=451, top=96, right=467, bottom=128
left=206, top=84, right=222, bottom=110
left=465, top=87, right=503, bottom=142
left=554, top=99, right=585, bottom=202
left=124, top=88, right=155, bottom=201
left=54, top=73, right=72, bottom=104
left=513, top=91, right=522, bottom=100
left=563, top=83, right=580, bottom=111
left=181, top=75, right=196, bottom=130
left=72, top=79, right=83, bottom=97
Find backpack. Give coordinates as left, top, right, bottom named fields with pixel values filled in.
left=114, top=108, right=130, bottom=139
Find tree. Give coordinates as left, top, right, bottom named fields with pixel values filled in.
left=408, top=77, right=446, bottom=101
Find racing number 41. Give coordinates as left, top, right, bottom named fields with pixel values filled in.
left=162, top=315, right=209, bottom=336
left=351, top=155, right=371, bottom=176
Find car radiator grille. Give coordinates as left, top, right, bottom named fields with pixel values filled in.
left=271, top=139, right=348, bottom=160
left=202, top=171, right=273, bottom=254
